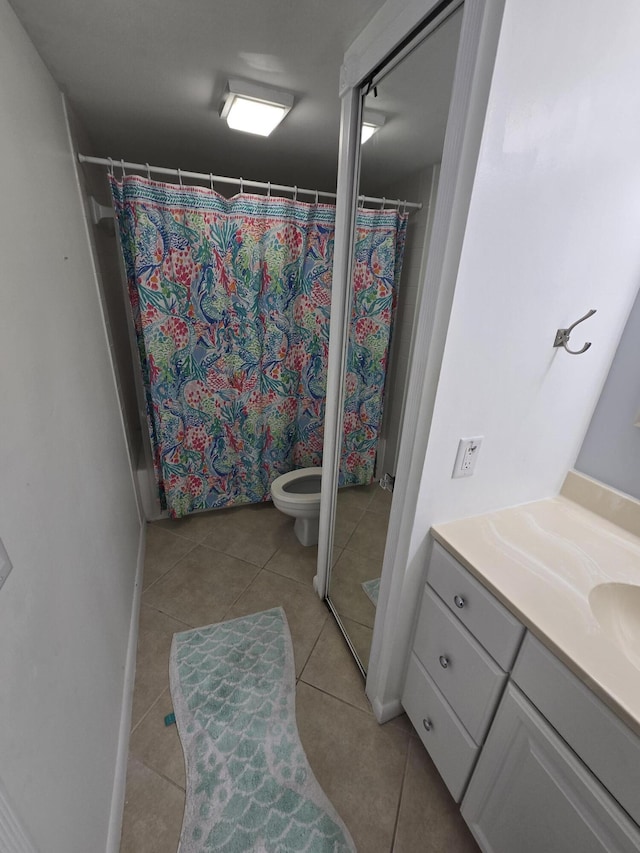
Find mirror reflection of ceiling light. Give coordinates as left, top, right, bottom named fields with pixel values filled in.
left=220, top=79, right=294, bottom=137
left=361, top=109, right=386, bottom=144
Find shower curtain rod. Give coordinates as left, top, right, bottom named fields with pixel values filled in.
left=77, top=154, right=422, bottom=211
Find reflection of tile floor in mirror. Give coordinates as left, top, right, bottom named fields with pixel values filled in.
left=330, top=483, right=393, bottom=668
left=119, top=496, right=479, bottom=853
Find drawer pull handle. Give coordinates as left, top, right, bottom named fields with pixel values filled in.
left=422, top=718, right=433, bottom=732
left=439, top=655, right=449, bottom=669
left=454, top=594, right=465, bottom=609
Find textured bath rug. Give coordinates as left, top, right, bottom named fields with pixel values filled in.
left=361, top=578, right=380, bottom=607
left=169, top=607, right=356, bottom=852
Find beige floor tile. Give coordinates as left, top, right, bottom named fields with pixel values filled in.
left=131, top=606, right=190, bottom=730
left=225, top=569, right=329, bottom=676
left=130, top=689, right=186, bottom=790
left=296, top=682, right=409, bottom=853
left=200, top=503, right=293, bottom=567
left=265, top=529, right=341, bottom=587
left=143, top=525, right=195, bottom=591
left=344, top=510, right=390, bottom=562
left=153, top=510, right=223, bottom=543
left=368, top=486, right=394, bottom=516
left=143, top=544, right=260, bottom=627
left=300, top=618, right=371, bottom=713
left=329, top=549, right=380, bottom=629
left=337, top=483, right=378, bottom=513
left=341, top=615, right=374, bottom=672
left=119, top=756, right=185, bottom=853
left=393, top=738, right=479, bottom=852
left=334, top=500, right=366, bottom=548
left=385, top=712, right=418, bottom=737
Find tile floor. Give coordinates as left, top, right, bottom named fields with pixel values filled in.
left=119, top=489, right=479, bottom=852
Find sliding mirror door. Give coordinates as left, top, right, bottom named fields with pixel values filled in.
left=326, top=3, right=464, bottom=674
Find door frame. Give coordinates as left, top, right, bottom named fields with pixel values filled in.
left=315, top=0, right=507, bottom=719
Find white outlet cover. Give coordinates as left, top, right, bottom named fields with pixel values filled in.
left=0, top=538, right=13, bottom=591
left=452, top=437, right=483, bottom=478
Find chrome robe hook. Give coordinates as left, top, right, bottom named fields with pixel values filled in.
left=553, top=309, right=597, bottom=355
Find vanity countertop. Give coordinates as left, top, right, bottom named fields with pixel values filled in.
left=431, top=472, right=640, bottom=736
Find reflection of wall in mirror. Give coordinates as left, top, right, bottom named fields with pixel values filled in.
left=575, top=286, right=640, bottom=500
left=373, top=163, right=440, bottom=481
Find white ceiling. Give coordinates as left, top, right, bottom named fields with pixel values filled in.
left=9, top=0, right=459, bottom=194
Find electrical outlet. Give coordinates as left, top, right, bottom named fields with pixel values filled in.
left=0, top=538, right=13, bottom=591
left=452, top=437, right=483, bottom=478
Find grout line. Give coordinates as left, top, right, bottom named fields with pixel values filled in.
left=260, top=564, right=320, bottom=590
left=150, top=520, right=204, bottom=546
left=130, top=687, right=171, bottom=735
left=214, top=565, right=268, bottom=624
left=297, top=678, right=385, bottom=721
left=141, top=541, right=197, bottom=595
left=297, top=611, right=331, bottom=679
left=138, top=759, right=186, bottom=794
left=138, top=601, right=194, bottom=631
left=389, top=736, right=412, bottom=852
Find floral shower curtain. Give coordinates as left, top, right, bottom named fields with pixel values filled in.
left=111, top=175, right=407, bottom=517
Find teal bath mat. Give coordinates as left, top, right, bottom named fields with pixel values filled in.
left=361, top=578, right=380, bottom=607
left=170, top=607, right=356, bottom=852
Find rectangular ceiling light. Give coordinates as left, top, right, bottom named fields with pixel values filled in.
left=361, top=109, right=386, bottom=144
left=221, top=79, right=294, bottom=137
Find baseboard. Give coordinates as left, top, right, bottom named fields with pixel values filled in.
left=369, top=694, right=404, bottom=724
left=105, top=521, right=146, bottom=853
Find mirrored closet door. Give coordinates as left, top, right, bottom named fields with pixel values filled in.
left=325, top=3, right=464, bottom=674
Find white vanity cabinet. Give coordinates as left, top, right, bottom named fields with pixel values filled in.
left=462, top=635, right=640, bottom=852
left=401, top=542, right=524, bottom=801
left=404, top=537, right=640, bottom=852
left=461, top=683, right=640, bottom=852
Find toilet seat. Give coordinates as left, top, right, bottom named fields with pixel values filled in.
left=270, top=467, right=323, bottom=547
left=270, top=468, right=323, bottom=506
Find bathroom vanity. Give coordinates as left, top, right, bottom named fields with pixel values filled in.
left=402, top=472, right=640, bottom=851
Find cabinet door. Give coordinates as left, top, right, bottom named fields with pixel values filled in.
left=461, top=685, right=640, bottom=853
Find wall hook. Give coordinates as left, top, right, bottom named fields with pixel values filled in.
left=553, top=308, right=597, bottom=355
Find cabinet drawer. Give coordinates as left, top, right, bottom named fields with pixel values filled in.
left=414, top=586, right=507, bottom=744
left=428, top=541, right=524, bottom=671
left=513, top=633, right=640, bottom=825
left=462, top=684, right=640, bottom=853
left=402, top=652, right=479, bottom=802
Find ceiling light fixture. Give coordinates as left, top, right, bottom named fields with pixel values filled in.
left=220, top=79, right=294, bottom=137
left=361, top=109, right=386, bottom=144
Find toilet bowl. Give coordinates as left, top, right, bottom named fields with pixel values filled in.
left=270, top=467, right=323, bottom=547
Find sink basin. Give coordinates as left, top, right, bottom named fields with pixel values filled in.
left=589, top=582, right=640, bottom=669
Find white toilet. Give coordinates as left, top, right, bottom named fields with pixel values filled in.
left=270, top=467, right=323, bottom=546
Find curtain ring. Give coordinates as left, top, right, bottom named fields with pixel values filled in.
left=240, top=177, right=244, bottom=194
left=293, top=185, right=298, bottom=202
left=120, top=158, right=126, bottom=178
left=402, top=200, right=408, bottom=215
left=209, top=173, right=215, bottom=191
left=381, top=196, right=386, bottom=209
left=315, top=189, right=319, bottom=204
left=145, top=162, right=151, bottom=180
left=177, top=168, right=183, bottom=187
left=107, top=157, right=115, bottom=176
left=267, top=181, right=271, bottom=198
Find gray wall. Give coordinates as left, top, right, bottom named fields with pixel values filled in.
left=0, top=2, right=141, bottom=850
left=575, top=287, right=640, bottom=499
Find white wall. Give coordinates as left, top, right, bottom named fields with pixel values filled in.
left=374, top=0, right=640, bottom=709
left=576, top=286, right=640, bottom=499
left=0, top=2, right=142, bottom=850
